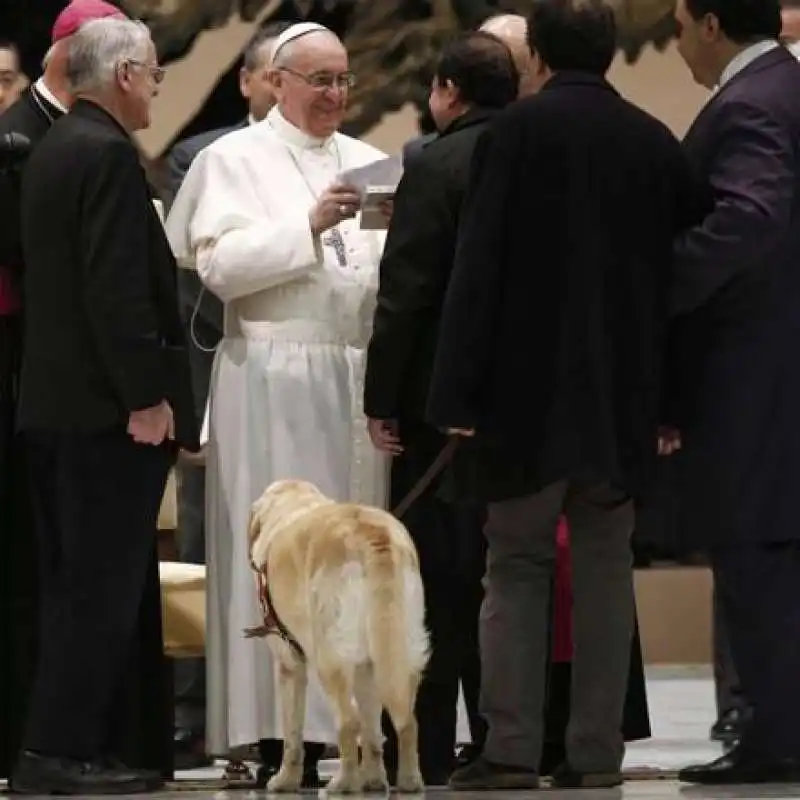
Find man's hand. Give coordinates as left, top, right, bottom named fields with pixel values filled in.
left=657, top=426, right=681, bottom=456
left=447, top=427, right=475, bottom=437
left=179, top=445, right=206, bottom=465
left=367, top=418, right=403, bottom=455
left=128, top=400, right=174, bottom=446
left=377, top=199, right=394, bottom=222
left=309, top=182, right=361, bottom=235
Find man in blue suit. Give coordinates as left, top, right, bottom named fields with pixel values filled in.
left=669, top=0, right=800, bottom=785
left=163, top=20, right=290, bottom=768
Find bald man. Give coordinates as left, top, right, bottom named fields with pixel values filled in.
left=479, top=14, right=537, bottom=96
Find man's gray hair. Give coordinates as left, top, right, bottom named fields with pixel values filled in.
left=66, top=17, right=152, bottom=94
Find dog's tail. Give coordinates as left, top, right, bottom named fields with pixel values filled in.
left=364, top=523, right=429, bottom=730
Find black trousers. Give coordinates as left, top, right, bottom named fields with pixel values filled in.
left=174, top=313, right=218, bottom=736
left=382, top=421, right=487, bottom=777
left=174, top=463, right=207, bottom=735
left=713, top=581, right=747, bottom=718
left=0, top=315, right=37, bottom=778
left=711, top=543, right=800, bottom=759
left=22, top=428, right=173, bottom=767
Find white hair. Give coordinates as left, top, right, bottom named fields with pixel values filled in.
left=42, top=44, right=56, bottom=70
left=66, top=17, right=152, bottom=94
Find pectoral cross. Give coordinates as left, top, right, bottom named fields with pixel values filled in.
left=323, top=227, right=348, bottom=267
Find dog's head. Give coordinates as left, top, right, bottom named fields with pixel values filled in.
left=247, top=480, right=326, bottom=572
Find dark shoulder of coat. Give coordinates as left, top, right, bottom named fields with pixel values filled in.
left=0, top=92, right=54, bottom=269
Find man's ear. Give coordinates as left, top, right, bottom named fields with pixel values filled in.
left=239, top=66, right=251, bottom=99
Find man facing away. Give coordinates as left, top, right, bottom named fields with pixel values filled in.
left=364, top=31, right=519, bottom=785
left=11, top=17, right=198, bottom=795
left=161, top=19, right=290, bottom=770
left=401, top=13, right=535, bottom=163
left=166, top=22, right=388, bottom=788
left=426, top=0, right=694, bottom=790
left=666, top=0, right=800, bottom=785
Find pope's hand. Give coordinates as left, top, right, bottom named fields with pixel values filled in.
left=309, top=182, right=361, bottom=234
left=128, top=400, right=174, bottom=446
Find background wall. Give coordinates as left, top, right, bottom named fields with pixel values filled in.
left=137, top=25, right=710, bottom=159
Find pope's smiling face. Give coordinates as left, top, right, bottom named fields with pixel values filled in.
left=271, top=32, right=351, bottom=139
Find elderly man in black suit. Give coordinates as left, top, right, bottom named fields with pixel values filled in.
left=0, top=0, right=193, bottom=785
left=161, top=20, right=289, bottom=768
left=11, top=17, right=197, bottom=795
left=426, top=0, right=694, bottom=790
left=665, top=0, right=800, bottom=786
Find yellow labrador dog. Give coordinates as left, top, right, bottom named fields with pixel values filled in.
left=247, top=480, right=429, bottom=794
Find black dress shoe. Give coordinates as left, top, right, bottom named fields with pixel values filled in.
left=101, top=757, right=165, bottom=791
left=679, top=747, right=800, bottom=785
left=710, top=707, right=747, bottom=745
left=455, top=744, right=481, bottom=768
left=173, top=728, right=213, bottom=770
left=10, top=750, right=151, bottom=795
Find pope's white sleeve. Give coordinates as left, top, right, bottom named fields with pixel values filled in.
left=167, top=147, right=322, bottom=303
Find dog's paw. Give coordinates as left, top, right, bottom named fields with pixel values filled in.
left=394, top=769, right=425, bottom=794
left=266, top=767, right=303, bottom=793
left=325, top=770, right=364, bottom=795
left=361, top=774, right=389, bottom=794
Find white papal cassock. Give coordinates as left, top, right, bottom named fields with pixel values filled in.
left=166, top=106, right=388, bottom=754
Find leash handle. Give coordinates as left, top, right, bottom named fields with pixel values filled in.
left=391, top=436, right=460, bottom=519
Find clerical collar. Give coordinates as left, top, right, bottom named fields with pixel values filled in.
left=35, top=78, right=68, bottom=115
left=266, top=106, right=334, bottom=151
left=718, top=39, right=779, bottom=88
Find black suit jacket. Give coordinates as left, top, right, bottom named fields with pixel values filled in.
left=669, top=46, right=800, bottom=545
left=426, top=72, right=695, bottom=502
left=18, top=99, right=198, bottom=450
left=365, top=108, right=499, bottom=423
left=0, top=86, right=63, bottom=276
left=401, top=132, right=436, bottom=165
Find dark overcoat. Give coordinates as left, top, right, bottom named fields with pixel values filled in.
left=668, top=47, right=800, bottom=547
left=426, top=72, right=695, bottom=503
left=0, top=84, right=63, bottom=779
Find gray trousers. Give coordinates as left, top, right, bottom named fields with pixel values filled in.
left=481, top=480, right=635, bottom=773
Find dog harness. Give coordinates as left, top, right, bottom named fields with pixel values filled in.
left=245, top=569, right=306, bottom=660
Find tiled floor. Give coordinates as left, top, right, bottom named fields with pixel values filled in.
left=6, top=667, right=800, bottom=798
